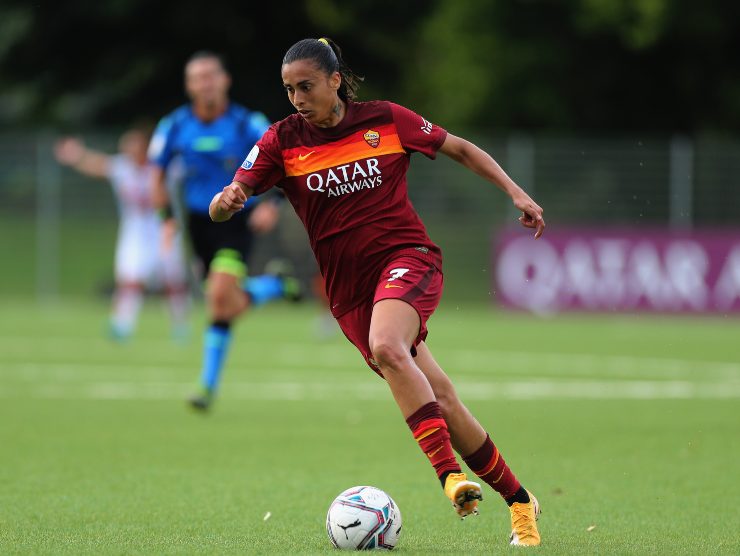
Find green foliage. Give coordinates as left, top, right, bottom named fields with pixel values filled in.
left=402, top=1, right=497, bottom=128
left=575, top=0, right=669, bottom=49
left=1, top=1, right=740, bottom=131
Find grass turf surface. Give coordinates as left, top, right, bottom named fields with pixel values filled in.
left=1, top=299, right=738, bottom=554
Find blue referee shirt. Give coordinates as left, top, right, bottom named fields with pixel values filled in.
left=149, top=103, right=270, bottom=215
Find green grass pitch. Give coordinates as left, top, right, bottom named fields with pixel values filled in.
left=1, top=299, right=738, bottom=554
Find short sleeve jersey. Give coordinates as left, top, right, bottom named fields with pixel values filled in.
left=234, top=100, right=447, bottom=316
left=149, top=103, right=270, bottom=215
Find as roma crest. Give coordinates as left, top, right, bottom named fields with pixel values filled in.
left=363, top=129, right=380, bottom=148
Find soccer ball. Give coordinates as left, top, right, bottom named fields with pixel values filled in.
left=326, top=486, right=402, bottom=550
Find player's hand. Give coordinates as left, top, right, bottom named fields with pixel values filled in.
left=249, top=201, right=279, bottom=234
left=211, top=182, right=247, bottom=222
left=513, top=193, right=545, bottom=239
left=54, top=137, right=85, bottom=166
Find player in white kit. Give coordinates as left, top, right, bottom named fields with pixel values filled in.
left=55, top=127, right=189, bottom=340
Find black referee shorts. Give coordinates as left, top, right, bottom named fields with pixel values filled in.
left=186, top=209, right=254, bottom=278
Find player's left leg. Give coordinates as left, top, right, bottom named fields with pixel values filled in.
left=110, top=281, right=144, bottom=341
left=189, top=248, right=302, bottom=410
left=111, top=224, right=147, bottom=341
left=164, top=283, right=190, bottom=342
left=160, top=229, right=190, bottom=342
left=189, top=250, right=250, bottom=410
left=413, top=342, right=541, bottom=546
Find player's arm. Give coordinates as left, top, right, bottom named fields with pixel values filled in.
left=151, top=166, right=174, bottom=219
left=213, top=125, right=283, bottom=222
left=54, top=137, right=110, bottom=179
left=150, top=165, right=179, bottom=251
left=210, top=181, right=255, bottom=222
left=439, top=133, right=545, bottom=239
left=148, top=114, right=180, bottom=221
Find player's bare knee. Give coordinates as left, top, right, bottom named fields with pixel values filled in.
left=208, top=288, right=230, bottom=312
left=207, top=288, right=241, bottom=321
left=370, top=339, right=408, bottom=374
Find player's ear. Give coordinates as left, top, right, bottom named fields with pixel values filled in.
left=329, top=71, right=341, bottom=92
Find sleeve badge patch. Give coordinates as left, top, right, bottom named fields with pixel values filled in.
left=241, top=144, right=259, bottom=170
left=420, top=118, right=433, bottom=135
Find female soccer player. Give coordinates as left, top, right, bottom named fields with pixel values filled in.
left=211, top=38, right=545, bottom=547
left=55, top=128, right=189, bottom=341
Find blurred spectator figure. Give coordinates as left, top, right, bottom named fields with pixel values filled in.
left=54, top=127, right=190, bottom=341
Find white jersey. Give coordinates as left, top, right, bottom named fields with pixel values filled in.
left=108, top=155, right=186, bottom=285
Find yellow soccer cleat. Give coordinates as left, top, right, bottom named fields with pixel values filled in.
left=509, top=490, right=541, bottom=546
left=443, top=472, right=483, bottom=519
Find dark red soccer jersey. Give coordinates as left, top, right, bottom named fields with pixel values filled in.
left=234, top=100, right=447, bottom=316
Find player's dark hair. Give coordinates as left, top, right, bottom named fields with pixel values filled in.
left=282, top=38, right=363, bottom=101
left=128, top=119, right=155, bottom=140
left=186, top=50, right=228, bottom=73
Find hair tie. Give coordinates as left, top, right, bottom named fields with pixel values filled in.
left=318, top=38, right=329, bottom=46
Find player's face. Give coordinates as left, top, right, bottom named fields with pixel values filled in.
left=185, top=58, right=231, bottom=107
left=119, top=131, right=149, bottom=164
left=281, top=60, right=341, bottom=125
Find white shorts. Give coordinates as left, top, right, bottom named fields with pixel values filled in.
left=115, top=214, right=187, bottom=286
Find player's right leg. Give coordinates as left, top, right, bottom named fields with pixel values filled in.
left=413, top=342, right=541, bottom=546
left=244, top=258, right=303, bottom=306
left=367, top=298, right=482, bottom=519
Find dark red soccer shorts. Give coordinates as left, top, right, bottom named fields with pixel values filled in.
left=336, top=254, right=443, bottom=377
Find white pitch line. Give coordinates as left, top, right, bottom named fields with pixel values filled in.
left=0, top=363, right=359, bottom=383
left=1, top=336, right=738, bottom=378
left=443, top=350, right=740, bottom=379
left=274, top=343, right=740, bottom=378
left=1, top=362, right=185, bottom=381
left=281, top=342, right=740, bottom=373
left=2, top=348, right=739, bottom=385
left=3, top=379, right=740, bottom=401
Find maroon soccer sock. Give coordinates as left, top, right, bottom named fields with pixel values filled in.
left=405, top=402, right=461, bottom=484
left=462, top=433, right=522, bottom=500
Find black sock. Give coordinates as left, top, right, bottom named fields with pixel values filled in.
left=211, top=320, right=231, bottom=331
left=439, top=470, right=456, bottom=488
left=505, top=486, right=530, bottom=506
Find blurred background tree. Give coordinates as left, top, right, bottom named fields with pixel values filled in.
left=1, top=0, right=739, bottom=132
